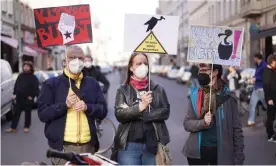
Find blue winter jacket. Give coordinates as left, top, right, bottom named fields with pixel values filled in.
left=37, top=73, right=108, bottom=151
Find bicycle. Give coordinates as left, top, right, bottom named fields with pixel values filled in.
left=21, top=149, right=118, bottom=165
left=95, top=117, right=116, bottom=154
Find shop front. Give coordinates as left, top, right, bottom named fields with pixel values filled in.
left=1, top=22, right=18, bottom=72
left=256, top=27, right=276, bottom=60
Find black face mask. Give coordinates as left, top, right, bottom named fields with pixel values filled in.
left=198, top=73, right=211, bottom=86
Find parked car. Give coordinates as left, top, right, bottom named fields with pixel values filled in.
left=167, top=66, right=181, bottom=79
left=160, top=65, right=172, bottom=77
left=45, top=71, right=59, bottom=78
left=179, top=66, right=192, bottom=84
left=1, top=59, right=15, bottom=120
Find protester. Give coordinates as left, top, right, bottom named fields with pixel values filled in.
left=182, top=63, right=244, bottom=165
left=227, top=66, right=243, bottom=114
left=6, top=63, right=39, bottom=133
left=248, top=53, right=267, bottom=126
left=112, top=52, right=170, bottom=165
left=37, top=45, right=108, bottom=165
left=262, top=54, right=276, bottom=142
left=83, top=56, right=110, bottom=95
left=190, top=64, right=200, bottom=88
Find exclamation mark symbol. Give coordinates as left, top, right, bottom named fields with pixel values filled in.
left=231, top=30, right=242, bottom=59
left=150, top=34, right=152, bottom=40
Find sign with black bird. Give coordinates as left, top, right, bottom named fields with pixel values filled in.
left=124, top=14, right=179, bottom=54
left=187, top=25, right=244, bottom=66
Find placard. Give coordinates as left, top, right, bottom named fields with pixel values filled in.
left=124, top=14, right=179, bottom=55
left=187, top=25, right=244, bottom=66
left=34, top=4, right=92, bottom=48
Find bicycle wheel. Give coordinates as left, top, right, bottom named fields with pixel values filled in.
left=96, top=118, right=116, bottom=154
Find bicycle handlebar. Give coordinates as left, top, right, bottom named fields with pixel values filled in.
left=46, top=149, right=88, bottom=165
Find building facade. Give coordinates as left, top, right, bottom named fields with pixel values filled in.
left=1, top=0, right=58, bottom=72
left=156, top=0, right=189, bottom=66
left=156, top=0, right=276, bottom=68
left=1, top=0, right=17, bottom=70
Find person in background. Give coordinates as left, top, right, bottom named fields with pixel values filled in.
left=182, top=63, right=244, bottom=165
left=262, top=54, right=276, bottom=142
left=112, top=52, right=170, bottom=165
left=37, top=46, right=107, bottom=165
left=248, top=53, right=267, bottom=126
left=6, top=63, right=39, bottom=133
left=190, top=64, right=199, bottom=88
left=83, top=56, right=110, bottom=95
left=227, top=66, right=242, bottom=114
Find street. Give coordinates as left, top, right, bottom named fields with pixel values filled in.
left=1, top=71, right=276, bottom=165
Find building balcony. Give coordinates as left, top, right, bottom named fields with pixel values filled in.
left=240, top=0, right=262, bottom=18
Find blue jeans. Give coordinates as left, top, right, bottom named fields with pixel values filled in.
left=248, top=89, right=267, bottom=122
left=117, top=142, right=156, bottom=165
left=191, top=78, right=200, bottom=88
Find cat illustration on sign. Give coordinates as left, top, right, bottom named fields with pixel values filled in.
left=218, top=29, right=233, bottom=60
left=144, top=16, right=165, bottom=32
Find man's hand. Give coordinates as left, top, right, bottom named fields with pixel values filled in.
left=204, top=111, right=212, bottom=126
left=268, top=100, right=274, bottom=106
left=73, top=100, right=87, bottom=112
left=66, top=92, right=78, bottom=108
left=139, top=91, right=152, bottom=112
left=27, top=96, right=33, bottom=100
left=13, top=95, right=16, bottom=100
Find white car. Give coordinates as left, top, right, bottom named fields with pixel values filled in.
left=167, top=67, right=180, bottom=79
left=181, top=67, right=192, bottom=83
left=1, top=59, right=15, bottom=119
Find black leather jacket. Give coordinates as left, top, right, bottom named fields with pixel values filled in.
left=113, top=81, right=170, bottom=150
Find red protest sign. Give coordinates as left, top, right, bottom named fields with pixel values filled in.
left=34, top=4, right=92, bottom=48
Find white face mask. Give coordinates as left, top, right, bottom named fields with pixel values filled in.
left=134, top=64, right=148, bottom=79
left=68, top=58, right=84, bottom=74
left=84, top=61, right=92, bottom=68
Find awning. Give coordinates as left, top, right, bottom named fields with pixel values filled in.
left=1, top=35, right=18, bottom=48
left=256, top=27, right=276, bottom=39
left=23, top=46, right=37, bottom=57
left=27, top=44, right=48, bottom=54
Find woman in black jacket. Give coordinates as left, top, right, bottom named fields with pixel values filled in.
left=112, top=52, right=170, bottom=165
left=6, top=63, right=39, bottom=133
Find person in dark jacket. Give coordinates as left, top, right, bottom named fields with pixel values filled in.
left=182, top=63, right=244, bottom=165
left=6, top=63, right=39, bottom=133
left=248, top=53, right=267, bottom=126
left=37, top=46, right=108, bottom=165
left=83, top=56, right=110, bottom=94
left=190, top=64, right=199, bottom=88
left=112, top=52, right=170, bottom=165
left=262, top=54, right=276, bottom=142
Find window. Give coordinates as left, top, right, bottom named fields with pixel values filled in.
left=273, top=14, right=276, bottom=23
left=1, top=0, right=7, bottom=13
left=229, top=0, right=232, bottom=17
left=273, top=36, right=276, bottom=45
left=217, top=1, right=221, bottom=22
left=7, top=0, right=13, bottom=15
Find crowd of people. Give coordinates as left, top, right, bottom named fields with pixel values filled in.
left=4, top=45, right=276, bottom=165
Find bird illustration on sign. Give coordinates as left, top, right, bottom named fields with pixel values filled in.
left=134, top=16, right=167, bottom=54
left=218, top=29, right=233, bottom=60
left=144, top=16, right=165, bottom=32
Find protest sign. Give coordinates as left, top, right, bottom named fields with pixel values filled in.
left=187, top=25, right=244, bottom=66
left=124, top=14, right=179, bottom=54
left=34, top=4, right=92, bottom=47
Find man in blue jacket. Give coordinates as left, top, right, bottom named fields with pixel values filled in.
left=37, top=45, right=107, bottom=165
left=248, top=53, right=267, bottom=126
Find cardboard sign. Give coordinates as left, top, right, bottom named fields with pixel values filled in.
left=187, top=25, right=244, bottom=66
left=124, top=14, right=179, bottom=54
left=34, top=4, right=92, bottom=48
